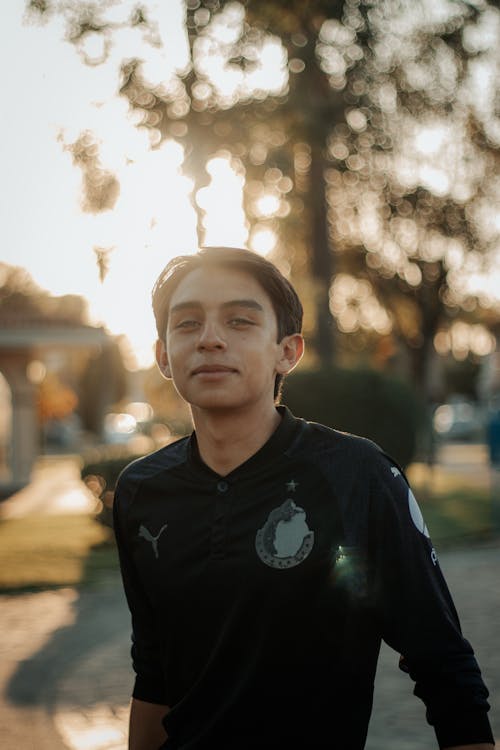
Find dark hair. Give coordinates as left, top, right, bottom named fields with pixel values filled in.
left=152, top=246, right=303, bottom=401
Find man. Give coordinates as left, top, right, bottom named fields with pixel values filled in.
left=113, top=246, right=495, bottom=750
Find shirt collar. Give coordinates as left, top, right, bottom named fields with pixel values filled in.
left=188, top=405, right=300, bottom=480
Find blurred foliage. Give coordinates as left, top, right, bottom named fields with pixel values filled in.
left=142, top=364, right=193, bottom=435
left=0, top=261, right=129, bottom=438
left=82, top=455, right=142, bottom=493
left=282, top=366, right=422, bottom=468
left=61, top=129, right=120, bottom=214
left=28, top=0, right=500, bottom=398
left=37, top=371, right=78, bottom=423
left=0, top=262, right=89, bottom=325
left=81, top=453, right=143, bottom=527
left=77, top=338, right=128, bottom=435
left=441, top=355, right=482, bottom=400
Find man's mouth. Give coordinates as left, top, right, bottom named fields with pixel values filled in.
left=191, top=365, right=238, bottom=375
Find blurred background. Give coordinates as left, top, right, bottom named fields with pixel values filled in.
left=1, top=0, right=500, bottom=542
left=2, top=0, right=500, bottom=495
left=1, top=2, right=500, bottom=746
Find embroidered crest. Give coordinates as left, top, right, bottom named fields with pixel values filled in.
left=255, top=499, right=314, bottom=569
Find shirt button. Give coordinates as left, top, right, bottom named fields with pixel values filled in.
left=217, top=480, right=229, bottom=493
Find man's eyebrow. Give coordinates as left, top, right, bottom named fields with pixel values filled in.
left=169, top=299, right=264, bottom=314
left=221, top=299, right=264, bottom=312
left=169, top=300, right=203, bottom=315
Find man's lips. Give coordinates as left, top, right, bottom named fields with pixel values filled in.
left=191, top=365, right=238, bottom=375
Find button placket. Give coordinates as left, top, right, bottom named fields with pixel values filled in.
left=211, top=480, right=231, bottom=558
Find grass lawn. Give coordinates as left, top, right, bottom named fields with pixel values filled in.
left=418, top=490, right=493, bottom=546
left=0, top=513, right=119, bottom=593
left=407, top=462, right=495, bottom=546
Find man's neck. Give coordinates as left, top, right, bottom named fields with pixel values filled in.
left=191, top=402, right=282, bottom=476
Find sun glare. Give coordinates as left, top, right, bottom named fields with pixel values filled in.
left=250, top=227, right=277, bottom=256
left=196, top=156, right=248, bottom=247
left=255, top=193, right=281, bottom=217
left=415, top=125, right=447, bottom=155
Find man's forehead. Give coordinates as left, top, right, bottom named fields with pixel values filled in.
left=170, top=298, right=265, bottom=315
left=168, top=265, right=272, bottom=310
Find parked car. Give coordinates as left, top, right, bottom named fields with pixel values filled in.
left=433, top=397, right=485, bottom=442
left=103, top=412, right=138, bottom=444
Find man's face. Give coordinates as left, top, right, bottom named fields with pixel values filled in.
left=156, top=265, right=294, bottom=413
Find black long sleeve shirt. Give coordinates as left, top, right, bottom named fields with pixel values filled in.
left=113, top=406, right=494, bottom=749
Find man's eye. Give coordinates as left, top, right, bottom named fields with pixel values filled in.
left=228, top=318, right=253, bottom=326
left=176, top=319, right=200, bottom=329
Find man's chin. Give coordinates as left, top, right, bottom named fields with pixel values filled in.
left=191, top=397, right=242, bottom=412
left=187, top=391, right=251, bottom=413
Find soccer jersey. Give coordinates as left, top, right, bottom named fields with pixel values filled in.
left=113, top=406, right=493, bottom=749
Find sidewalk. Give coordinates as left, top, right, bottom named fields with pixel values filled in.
left=1, top=448, right=499, bottom=749
left=0, top=455, right=97, bottom=520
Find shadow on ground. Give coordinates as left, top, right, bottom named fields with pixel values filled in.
left=5, top=543, right=131, bottom=713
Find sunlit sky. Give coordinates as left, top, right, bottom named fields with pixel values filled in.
left=0, top=0, right=263, bottom=369
left=1, top=1, right=499, bottom=370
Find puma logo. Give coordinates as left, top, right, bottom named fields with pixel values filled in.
left=139, top=524, right=168, bottom=559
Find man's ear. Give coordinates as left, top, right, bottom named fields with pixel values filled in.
left=276, top=333, right=304, bottom=376
left=155, top=339, right=172, bottom=379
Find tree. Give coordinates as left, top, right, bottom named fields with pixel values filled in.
left=37, top=371, right=78, bottom=423
left=0, top=262, right=128, bottom=438
left=0, top=262, right=89, bottom=324
left=77, top=338, right=128, bottom=436
left=28, top=0, right=500, bottom=390
left=323, top=2, right=500, bottom=399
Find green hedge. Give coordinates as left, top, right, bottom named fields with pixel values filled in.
left=81, top=455, right=143, bottom=492
left=81, top=454, right=144, bottom=527
left=82, top=368, right=420, bottom=520
left=282, top=367, right=422, bottom=469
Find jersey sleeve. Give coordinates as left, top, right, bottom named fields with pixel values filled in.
left=113, top=473, right=169, bottom=706
left=367, top=451, right=494, bottom=749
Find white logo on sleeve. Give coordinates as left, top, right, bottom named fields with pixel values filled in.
left=408, top=489, right=430, bottom=538
left=256, top=499, right=314, bottom=569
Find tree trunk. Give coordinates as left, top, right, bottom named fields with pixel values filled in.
left=309, top=140, right=335, bottom=366
left=407, top=325, right=443, bottom=464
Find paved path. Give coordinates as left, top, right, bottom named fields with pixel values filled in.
left=0, top=455, right=97, bottom=520
left=1, top=447, right=499, bottom=748
left=368, top=541, right=500, bottom=749
left=0, top=587, right=76, bottom=750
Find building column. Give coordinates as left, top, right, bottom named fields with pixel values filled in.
left=2, top=354, right=38, bottom=489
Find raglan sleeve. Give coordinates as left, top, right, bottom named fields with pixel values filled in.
left=367, top=449, right=494, bottom=749
left=113, top=472, right=169, bottom=705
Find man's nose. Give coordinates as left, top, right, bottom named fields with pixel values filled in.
left=197, top=320, right=226, bottom=349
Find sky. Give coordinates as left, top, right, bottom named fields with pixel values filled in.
left=1, top=1, right=499, bottom=370
left=0, top=0, right=253, bottom=369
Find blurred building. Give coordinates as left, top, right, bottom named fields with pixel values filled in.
left=0, top=314, right=108, bottom=496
